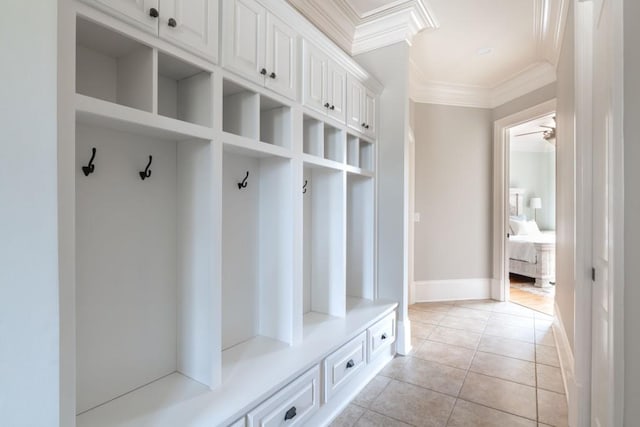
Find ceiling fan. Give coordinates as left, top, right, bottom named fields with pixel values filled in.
left=515, top=117, right=556, bottom=144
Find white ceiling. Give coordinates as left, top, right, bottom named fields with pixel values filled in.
left=288, top=0, right=567, bottom=108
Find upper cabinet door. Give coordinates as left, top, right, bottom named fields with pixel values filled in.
left=364, top=91, right=376, bottom=138
left=346, top=77, right=365, bottom=132
left=265, top=14, right=297, bottom=101
left=327, top=62, right=346, bottom=123
left=302, top=42, right=328, bottom=115
left=81, top=0, right=160, bottom=34
left=223, top=0, right=266, bottom=85
left=159, top=0, right=218, bottom=62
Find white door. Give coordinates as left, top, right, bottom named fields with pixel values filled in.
left=265, top=13, right=297, bottom=100
left=83, top=0, right=159, bottom=34
left=302, top=42, right=328, bottom=115
left=222, top=0, right=265, bottom=85
left=327, top=62, right=346, bottom=122
left=364, top=91, right=376, bottom=138
left=159, top=0, right=218, bottom=62
left=591, top=0, right=618, bottom=425
left=346, top=77, right=364, bottom=132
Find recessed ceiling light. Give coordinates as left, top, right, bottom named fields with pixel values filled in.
left=477, top=47, right=493, bottom=56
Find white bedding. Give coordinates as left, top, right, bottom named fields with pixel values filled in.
left=508, top=233, right=555, bottom=263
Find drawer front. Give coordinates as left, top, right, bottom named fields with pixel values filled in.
left=367, top=311, right=396, bottom=362
left=323, top=332, right=367, bottom=402
left=247, top=366, right=320, bottom=427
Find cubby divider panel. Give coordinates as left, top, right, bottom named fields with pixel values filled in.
left=222, top=149, right=294, bottom=349
left=303, top=165, right=346, bottom=318
left=76, top=17, right=153, bottom=112
left=223, top=80, right=259, bottom=139
left=359, top=140, right=374, bottom=172
left=347, top=134, right=359, bottom=167
left=260, top=95, right=292, bottom=147
left=346, top=174, right=374, bottom=300
left=75, top=123, right=216, bottom=414
left=303, top=116, right=324, bottom=158
left=157, top=52, right=213, bottom=127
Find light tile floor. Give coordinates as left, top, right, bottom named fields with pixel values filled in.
left=331, top=300, right=568, bottom=427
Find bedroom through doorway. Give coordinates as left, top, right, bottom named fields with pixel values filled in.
left=506, top=114, right=556, bottom=315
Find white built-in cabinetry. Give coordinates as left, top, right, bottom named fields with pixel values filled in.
left=222, top=0, right=298, bottom=100
left=81, top=0, right=218, bottom=61
left=347, top=75, right=376, bottom=138
left=65, top=0, right=388, bottom=426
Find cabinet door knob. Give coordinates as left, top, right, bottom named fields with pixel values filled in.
left=330, top=105, right=335, bottom=110
left=284, top=406, right=297, bottom=421
left=381, top=333, right=387, bottom=340
left=269, top=72, right=276, bottom=79
left=365, top=124, right=370, bottom=129
left=149, top=8, right=159, bottom=18
left=346, top=359, right=355, bottom=369
left=168, top=18, right=177, bottom=27
left=361, top=122, right=366, bottom=127
left=324, top=102, right=330, bottom=108
left=260, top=68, right=267, bottom=75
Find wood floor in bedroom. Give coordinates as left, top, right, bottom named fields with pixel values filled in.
left=509, top=275, right=555, bottom=316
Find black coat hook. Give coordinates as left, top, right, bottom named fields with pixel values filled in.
left=302, top=180, right=308, bottom=194
left=82, top=147, right=97, bottom=176
left=238, top=171, right=249, bottom=189
left=139, top=155, right=152, bottom=180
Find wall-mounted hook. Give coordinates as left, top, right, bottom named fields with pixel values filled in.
left=139, top=155, right=152, bottom=180
left=302, top=180, right=308, bottom=194
left=82, top=147, right=97, bottom=176
left=238, top=171, right=249, bottom=189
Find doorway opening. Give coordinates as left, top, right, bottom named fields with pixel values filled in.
left=505, top=114, right=556, bottom=315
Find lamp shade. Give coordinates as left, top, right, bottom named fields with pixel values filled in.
left=530, top=197, right=542, bottom=209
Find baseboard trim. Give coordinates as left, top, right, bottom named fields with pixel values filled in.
left=412, top=279, right=492, bottom=302
left=553, top=301, right=575, bottom=422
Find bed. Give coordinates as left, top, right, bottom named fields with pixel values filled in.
left=508, top=188, right=556, bottom=287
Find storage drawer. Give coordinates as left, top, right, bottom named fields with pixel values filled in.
left=367, top=311, right=396, bottom=362
left=247, top=366, right=320, bottom=427
left=323, top=331, right=367, bottom=402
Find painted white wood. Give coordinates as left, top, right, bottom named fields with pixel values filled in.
left=346, top=76, right=365, bottom=132
left=222, top=80, right=260, bottom=139
left=302, top=41, right=329, bottom=115
left=367, top=311, right=396, bottom=362
left=75, top=124, right=178, bottom=413
left=259, top=95, right=292, bottom=147
left=265, top=13, right=298, bottom=101
left=80, top=0, right=160, bottom=34
left=327, top=61, right=346, bottom=122
left=76, top=300, right=396, bottom=426
left=364, top=90, right=377, bottom=138
left=303, top=117, right=325, bottom=157
left=323, top=332, right=367, bottom=403
left=359, top=140, right=374, bottom=172
left=246, top=366, right=320, bottom=427
left=414, top=279, right=492, bottom=302
left=346, top=135, right=359, bottom=167
left=346, top=174, right=374, bottom=300
left=223, top=0, right=266, bottom=85
left=229, top=418, right=246, bottom=427
left=553, top=301, right=575, bottom=412
left=323, top=124, right=345, bottom=163
left=158, top=0, right=218, bottom=62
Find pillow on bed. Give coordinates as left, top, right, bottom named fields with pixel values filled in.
left=511, top=219, right=541, bottom=236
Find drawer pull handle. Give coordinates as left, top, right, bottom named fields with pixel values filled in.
left=346, top=359, right=355, bottom=369
left=381, top=333, right=387, bottom=340
left=149, top=8, right=159, bottom=18
left=284, top=406, right=297, bottom=421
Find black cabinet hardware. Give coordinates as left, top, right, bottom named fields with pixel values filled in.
left=284, top=406, right=297, bottom=421
left=260, top=68, right=267, bottom=75
left=149, top=8, right=159, bottom=17
left=139, top=155, right=152, bottom=180
left=346, top=359, right=355, bottom=368
left=168, top=18, right=177, bottom=27
left=82, top=147, right=97, bottom=177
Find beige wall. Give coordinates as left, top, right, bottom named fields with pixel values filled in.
left=412, top=103, right=493, bottom=281
left=555, top=1, right=576, bottom=351
left=624, top=0, right=640, bottom=421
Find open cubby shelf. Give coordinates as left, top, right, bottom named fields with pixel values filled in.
left=302, top=115, right=347, bottom=164
left=346, top=173, right=375, bottom=300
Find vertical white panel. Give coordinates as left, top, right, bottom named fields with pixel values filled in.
left=265, top=13, right=297, bottom=100
left=347, top=175, right=374, bottom=300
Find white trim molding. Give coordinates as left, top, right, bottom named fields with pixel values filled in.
left=412, top=279, right=491, bottom=302
left=287, top=0, right=439, bottom=56
left=553, top=301, right=576, bottom=425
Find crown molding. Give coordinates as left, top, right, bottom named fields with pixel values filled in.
left=287, top=0, right=438, bottom=56
left=411, top=62, right=557, bottom=109
left=536, top=0, right=569, bottom=66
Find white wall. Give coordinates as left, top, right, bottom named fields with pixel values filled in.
left=0, top=2, right=60, bottom=426
left=624, top=0, right=640, bottom=422
left=555, top=1, right=576, bottom=351
left=412, top=103, right=493, bottom=281
left=509, top=150, right=556, bottom=230
left=493, top=83, right=557, bottom=121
